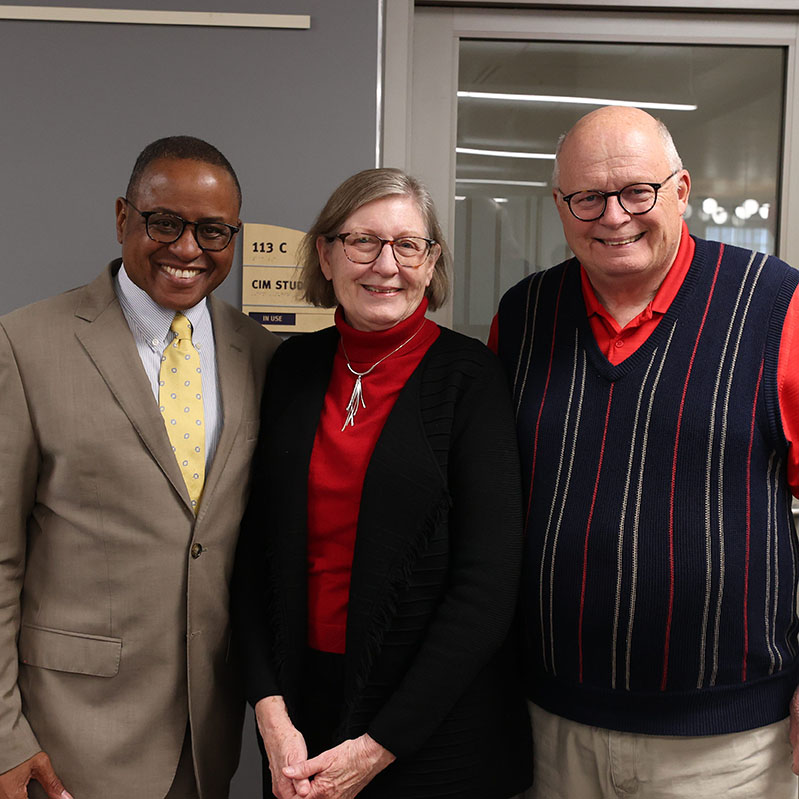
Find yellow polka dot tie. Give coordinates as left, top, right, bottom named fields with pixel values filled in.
left=159, top=313, right=205, bottom=512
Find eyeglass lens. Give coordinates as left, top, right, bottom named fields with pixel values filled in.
left=146, top=214, right=234, bottom=251
left=342, top=233, right=430, bottom=267
left=568, top=184, right=659, bottom=221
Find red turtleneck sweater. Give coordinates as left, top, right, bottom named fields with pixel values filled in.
left=306, top=300, right=440, bottom=653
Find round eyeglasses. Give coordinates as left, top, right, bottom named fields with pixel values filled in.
left=123, top=198, right=240, bottom=252
left=332, top=232, right=437, bottom=269
left=559, top=170, right=680, bottom=222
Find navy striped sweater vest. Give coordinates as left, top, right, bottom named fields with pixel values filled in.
left=497, top=236, right=799, bottom=735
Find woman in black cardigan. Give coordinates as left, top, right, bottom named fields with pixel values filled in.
left=234, top=168, right=531, bottom=799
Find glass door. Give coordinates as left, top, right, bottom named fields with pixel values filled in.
left=454, top=39, right=784, bottom=340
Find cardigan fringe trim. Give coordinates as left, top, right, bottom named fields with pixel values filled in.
left=340, top=493, right=452, bottom=741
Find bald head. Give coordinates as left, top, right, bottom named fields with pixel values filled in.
left=549, top=105, right=691, bottom=313
left=553, top=107, right=682, bottom=188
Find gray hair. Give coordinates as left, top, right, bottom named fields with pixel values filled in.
left=298, top=167, right=451, bottom=310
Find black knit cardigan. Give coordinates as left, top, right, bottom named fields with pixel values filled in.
left=233, top=325, right=532, bottom=799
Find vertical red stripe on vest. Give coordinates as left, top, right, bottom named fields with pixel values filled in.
left=526, top=269, right=567, bottom=525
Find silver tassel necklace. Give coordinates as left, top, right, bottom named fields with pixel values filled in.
left=340, top=320, right=426, bottom=431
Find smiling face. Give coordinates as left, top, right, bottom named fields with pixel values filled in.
left=115, top=157, right=241, bottom=311
left=553, top=107, right=690, bottom=293
left=317, top=194, right=439, bottom=332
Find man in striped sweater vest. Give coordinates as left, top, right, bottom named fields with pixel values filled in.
left=492, top=106, right=799, bottom=797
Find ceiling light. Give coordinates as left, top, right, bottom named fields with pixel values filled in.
left=702, top=197, right=718, bottom=215
left=458, top=91, right=697, bottom=112
left=455, top=178, right=548, bottom=187
left=743, top=198, right=760, bottom=216
left=493, top=197, right=508, bottom=203
left=457, top=147, right=555, bottom=160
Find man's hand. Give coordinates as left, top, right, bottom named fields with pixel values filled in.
left=0, top=752, right=73, bottom=799
left=790, top=685, right=799, bottom=774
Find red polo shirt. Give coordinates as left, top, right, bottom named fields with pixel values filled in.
left=580, top=222, right=695, bottom=365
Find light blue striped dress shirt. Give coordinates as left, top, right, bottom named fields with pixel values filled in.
left=115, top=264, right=222, bottom=467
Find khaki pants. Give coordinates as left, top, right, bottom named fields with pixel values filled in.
left=526, top=702, right=798, bottom=799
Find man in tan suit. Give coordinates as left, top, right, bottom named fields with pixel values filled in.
left=0, top=136, right=280, bottom=799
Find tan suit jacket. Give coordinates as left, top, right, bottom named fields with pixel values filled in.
left=0, top=262, right=280, bottom=798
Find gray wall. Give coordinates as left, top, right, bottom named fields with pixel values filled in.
left=0, top=0, right=380, bottom=793
left=0, top=0, right=379, bottom=313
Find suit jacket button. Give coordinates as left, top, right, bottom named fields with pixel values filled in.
left=191, top=543, right=204, bottom=559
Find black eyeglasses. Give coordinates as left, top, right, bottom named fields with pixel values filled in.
left=331, top=232, right=437, bottom=269
left=559, top=170, right=681, bottom=222
left=123, top=198, right=240, bottom=252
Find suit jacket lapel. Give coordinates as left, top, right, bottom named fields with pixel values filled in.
left=74, top=263, right=191, bottom=509
left=200, top=296, right=250, bottom=516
